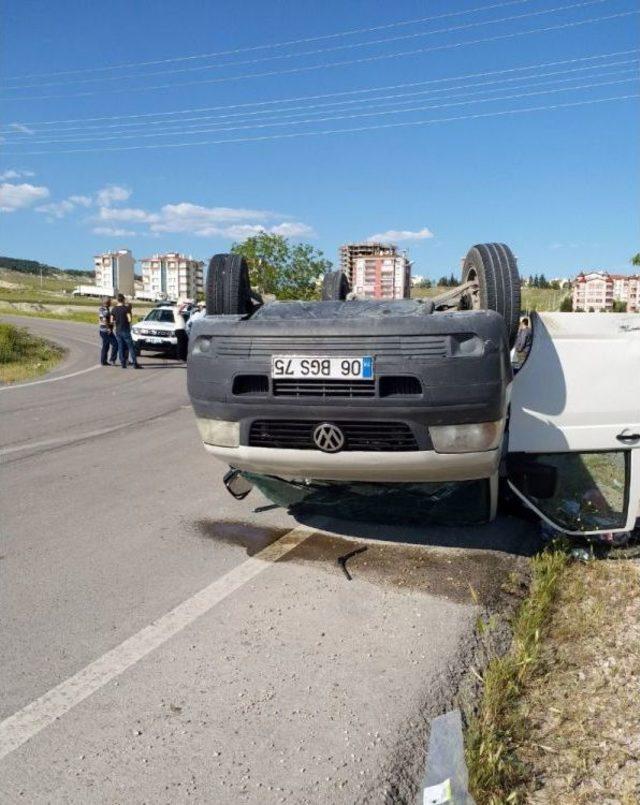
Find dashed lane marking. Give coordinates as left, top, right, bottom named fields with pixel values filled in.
left=0, top=524, right=315, bottom=761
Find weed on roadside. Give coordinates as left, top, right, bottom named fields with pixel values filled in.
left=0, top=322, right=65, bottom=383
left=465, top=548, right=568, bottom=803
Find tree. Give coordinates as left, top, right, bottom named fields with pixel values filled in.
left=612, top=300, right=627, bottom=313
left=230, top=233, right=332, bottom=300
left=559, top=295, right=573, bottom=312
left=437, top=276, right=449, bottom=287
left=448, top=272, right=457, bottom=287
left=416, top=278, right=432, bottom=289
left=632, top=252, right=640, bottom=267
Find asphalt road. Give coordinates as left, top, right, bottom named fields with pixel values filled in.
left=0, top=316, right=540, bottom=804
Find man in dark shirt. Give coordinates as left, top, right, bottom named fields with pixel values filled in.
left=111, top=294, right=141, bottom=369
left=98, top=297, right=118, bottom=366
left=514, top=316, right=533, bottom=368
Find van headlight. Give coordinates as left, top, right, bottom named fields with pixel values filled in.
left=430, top=420, right=504, bottom=453
left=196, top=418, right=240, bottom=448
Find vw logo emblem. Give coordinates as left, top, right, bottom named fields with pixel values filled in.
left=313, top=423, right=345, bottom=453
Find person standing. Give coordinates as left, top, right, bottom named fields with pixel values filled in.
left=111, top=294, right=142, bottom=369
left=186, top=302, right=205, bottom=337
left=98, top=296, right=118, bottom=366
left=514, top=316, right=533, bottom=368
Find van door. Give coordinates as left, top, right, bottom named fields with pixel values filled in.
left=507, top=312, right=640, bottom=535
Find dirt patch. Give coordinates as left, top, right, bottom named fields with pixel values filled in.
left=193, top=520, right=522, bottom=606
left=517, top=560, right=640, bottom=804
left=287, top=533, right=521, bottom=605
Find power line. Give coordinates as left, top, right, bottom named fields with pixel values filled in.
left=3, top=10, right=636, bottom=102
left=5, top=94, right=636, bottom=155
left=1, top=0, right=540, bottom=81
left=4, top=57, right=635, bottom=139
left=10, top=78, right=638, bottom=149
left=1, top=0, right=612, bottom=89
left=12, top=65, right=637, bottom=144
left=4, top=49, right=633, bottom=129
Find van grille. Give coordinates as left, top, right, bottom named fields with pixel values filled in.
left=272, top=379, right=376, bottom=398
left=248, top=420, right=419, bottom=451
left=232, top=375, right=269, bottom=395
left=216, top=335, right=448, bottom=359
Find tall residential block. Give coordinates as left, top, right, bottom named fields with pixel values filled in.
left=572, top=271, right=640, bottom=312
left=140, top=253, right=204, bottom=300
left=93, top=249, right=135, bottom=296
left=339, top=242, right=411, bottom=300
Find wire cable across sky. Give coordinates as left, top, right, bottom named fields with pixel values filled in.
left=3, top=7, right=637, bottom=101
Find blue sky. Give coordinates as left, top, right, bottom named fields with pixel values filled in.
left=1, top=0, right=638, bottom=280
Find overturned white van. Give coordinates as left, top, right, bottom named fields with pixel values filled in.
left=507, top=312, right=640, bottom=537
left=188, top=249, right=639, bottom=539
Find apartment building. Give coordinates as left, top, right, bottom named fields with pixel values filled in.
left=572, top=271, right=640, bottom=312
left=140, top=253, right=204, bottom=300
left=339, top=242, right=411, bottom=300
left=93, top=249, right=135, bottom=296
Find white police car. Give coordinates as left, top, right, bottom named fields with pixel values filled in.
left=132, top=305, right=187, bottom=360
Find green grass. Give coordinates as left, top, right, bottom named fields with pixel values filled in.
left=411, top=285, right=570, bottom=312
left=1, top=308, right=99, bottom=325
left=465, top=549, right=569, bottom=804
left=0, top=322, right=65, bottom=384
left=521, top=287, right=569, bottom=313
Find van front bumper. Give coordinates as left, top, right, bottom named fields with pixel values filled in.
left=203, top=443, right=501, bottom=483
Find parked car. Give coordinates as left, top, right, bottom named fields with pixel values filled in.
left=187, top=248, right=640, bottom=538
left=131, top=304, right=187, bottom=360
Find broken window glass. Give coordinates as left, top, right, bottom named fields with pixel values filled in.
left=509, top=451, right=628, bottom=532
left=242, top=473, right=491, bottom=526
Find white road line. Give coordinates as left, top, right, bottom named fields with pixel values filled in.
left=0, top=524, right=315, bottom=761
left=0, top=363, right=101, bottom=391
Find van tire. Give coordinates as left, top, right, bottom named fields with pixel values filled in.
left=206, top=253, right=253, bottom=315
left=462, top=243, right=521, bottom=347
left=322, top=270, right=350, bottom=301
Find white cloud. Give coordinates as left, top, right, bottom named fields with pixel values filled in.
left=36, top=193, right=95, bottom=219
left=0, top=182, right=49, bottom=213
left=148, top=202, right=271, bottom=235
left=93, top=226, right=137, bottom=237
left=8, top=123, right=35, bottom=135
left=35, top=200, right=76, bottom=219
left=98, top=206, right=157, bottom=223
left=269, top=221, right=315, bottom=238
left=0, top=169, right=35, bottom=180
left=69, top=194, right=92, bottom=207
left=96, top=184, right=131, bottom=205
left=93, top=201, right=309, bottom=239
left=367, top=227, right=435, bottom=242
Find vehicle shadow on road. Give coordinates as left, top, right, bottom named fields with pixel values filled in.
left=289, top=512, right=543, bottom=557
left=136, top=363, right=186, bottom=369
left=192, top=513, right=542, bottom=559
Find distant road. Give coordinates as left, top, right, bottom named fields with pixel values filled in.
left=0, top=316, right=540, bottom=804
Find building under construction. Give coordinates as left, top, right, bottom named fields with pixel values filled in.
left=339, top=242, right=411, bottom=300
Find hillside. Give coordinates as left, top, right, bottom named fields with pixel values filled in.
left=0, top=256, right=92, bottom=280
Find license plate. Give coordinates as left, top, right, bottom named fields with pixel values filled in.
left=146, top=336, right=163, bottom=344
left=271, top=355, right=374, bottom=380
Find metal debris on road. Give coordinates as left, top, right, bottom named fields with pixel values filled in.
left=337, top=546, right=368, bottom=581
